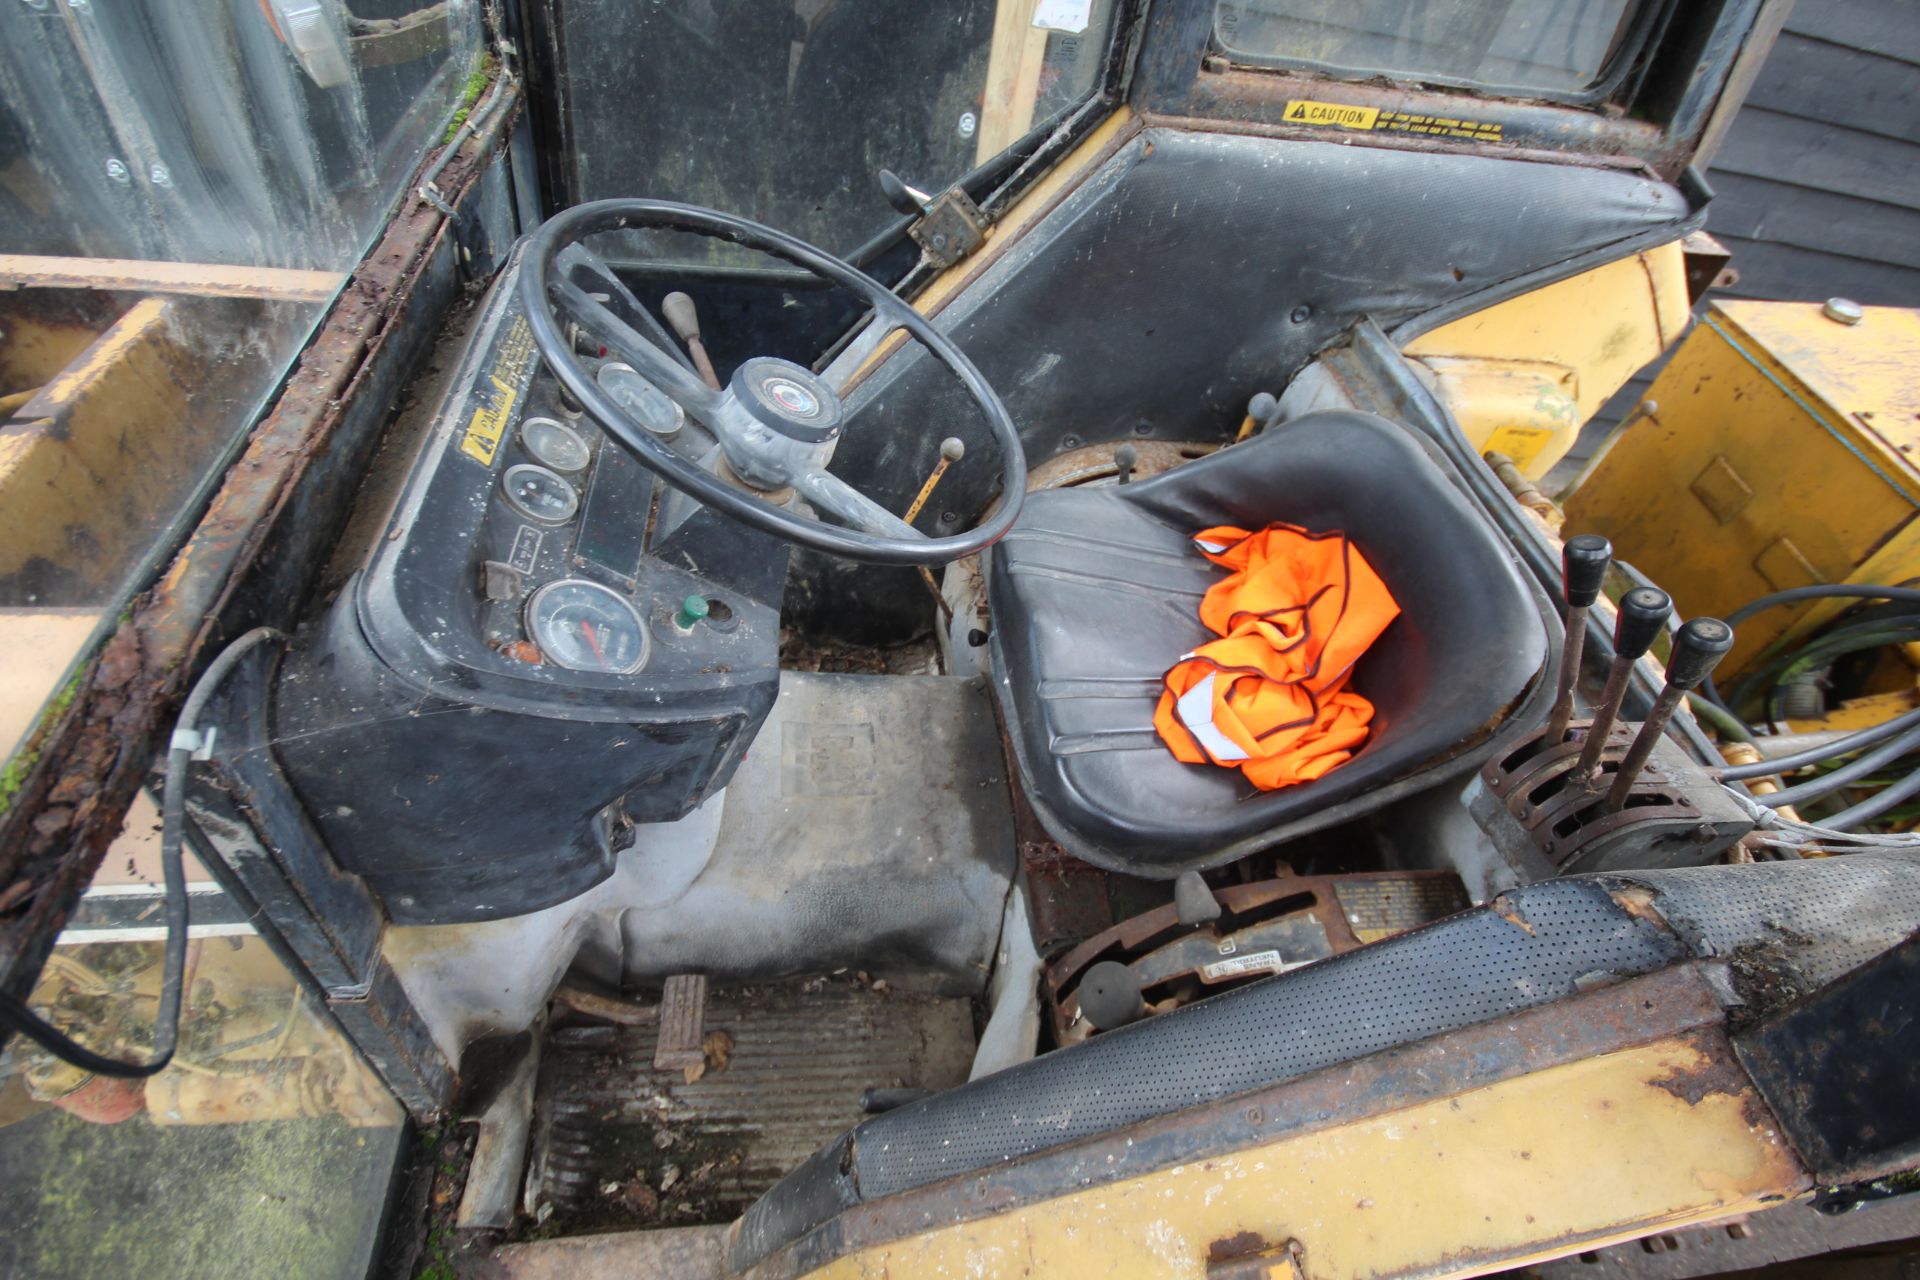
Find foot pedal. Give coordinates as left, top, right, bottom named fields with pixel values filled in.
left=653, top=974, right=708, bottom=1073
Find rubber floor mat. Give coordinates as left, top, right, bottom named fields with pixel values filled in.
left=525, top=980, right=975, bottom=1231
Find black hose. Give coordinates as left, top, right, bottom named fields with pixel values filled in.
left=1761, top=720, right=1920, bottom=809
left=1703, top=585, right=1920, bottom=710
left=1721, top=705, right=1920, bottom=782
left=1822, top=767, right=1920, bottom=831
left=1726, top=617, right=1920, bottom=717
left=0, top=627, right=285, bottom=1078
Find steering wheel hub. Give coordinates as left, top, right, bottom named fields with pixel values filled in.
left=732, top=357, right=842, bottom=444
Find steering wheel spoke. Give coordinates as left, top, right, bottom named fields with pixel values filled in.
left=549, top=246, right=722, bottom=423
left=794, top=468, right=925, bottom=541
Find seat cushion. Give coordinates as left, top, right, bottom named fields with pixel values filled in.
left=987, top=409, right=1549, bottom=875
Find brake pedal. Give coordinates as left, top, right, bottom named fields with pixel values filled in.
left=652, top=974, right=709, bottom=1073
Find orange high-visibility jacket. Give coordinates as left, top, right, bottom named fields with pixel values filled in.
left=1153, top=523, right=1401, bottom=790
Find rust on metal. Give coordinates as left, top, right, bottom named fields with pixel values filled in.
left=0, top=73, right=522, bottom=1003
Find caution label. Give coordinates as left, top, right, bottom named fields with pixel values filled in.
left=1283, top=99, right=1379, bottom=130
left=1285, top=100, right=1504, bottom=144
left=460, top=314, right=537, bottom=467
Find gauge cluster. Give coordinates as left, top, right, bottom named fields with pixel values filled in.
left=266, top=260, right=788, bottom=925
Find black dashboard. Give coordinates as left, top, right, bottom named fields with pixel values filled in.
left=267, top=252, right=788, bottom=925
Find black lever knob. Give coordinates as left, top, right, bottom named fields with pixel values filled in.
left=1613, top=586, right=1670, bottom=661
left=1562, top=534, right=1613, bottom=608
left=1664, top=617, right=1736, bottom=690
left=877, top=168, right=930, bottom=218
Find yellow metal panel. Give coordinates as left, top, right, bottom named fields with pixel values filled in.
left=1405, top=242, right=1691, bottom=479
left=779, top=1036, right=1805, bottom=1280
left=1563, top=301, right=1920, bottom=676
left=0, top=297, right=199, bottom=593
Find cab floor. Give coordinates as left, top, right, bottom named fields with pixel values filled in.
left=524, top=979, right=976, bottom=1233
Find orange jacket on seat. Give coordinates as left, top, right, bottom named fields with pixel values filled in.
left=1153, top=523, right=1400, bottom=790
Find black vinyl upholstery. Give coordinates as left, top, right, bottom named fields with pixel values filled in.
left=987, top=410, right=1549, bottom=875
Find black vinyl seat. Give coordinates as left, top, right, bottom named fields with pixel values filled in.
left=986, top=409, right=1550, bottom=876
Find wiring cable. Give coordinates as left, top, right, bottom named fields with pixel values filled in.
left=1720, top=704, right=1920, bottom=782
left=1758, top=721, right=1920, bottom=809
left=1702, top=584, right=1920, bottom=710
left=0, top=628, right=286, bottom=1078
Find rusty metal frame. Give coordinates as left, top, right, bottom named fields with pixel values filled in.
left=0, top=69, right=525, bottom=1018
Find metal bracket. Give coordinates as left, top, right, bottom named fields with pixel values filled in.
left=909, top=187, right=989, bottom=269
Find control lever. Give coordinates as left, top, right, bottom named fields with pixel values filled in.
left=877, top=168, right=933, bottom=218
left=661, top=291, right=723, bottom=392
left=904, top=438, right=966, bottom=623
left=1544, top=535, right=1613, bottom=744
left=1606, top=617, right=1735, bottom=810
left=1573, top=586, right=1670, bottom=784
left=1113, top=443, right=1138, bottom=485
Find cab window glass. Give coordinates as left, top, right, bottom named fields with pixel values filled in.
left=540, top=0, right=1122, bottom=258
left=0, top=0, right=482, bottom=767
left=1214, top=0, right=1646, bottom=97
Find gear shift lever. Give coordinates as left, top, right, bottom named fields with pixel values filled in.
left=1573, top=586, right=1670, bottom=784
left=1545, top=535, right=1612, bottom=745
left=1606, top=617, right=1735, bottom=810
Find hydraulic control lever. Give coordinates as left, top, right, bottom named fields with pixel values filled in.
left=661, top=291, right=722, bottom=391
left=1545, top=535, right=1613, bottom=744
left=1573, top=585, right=1670, bottom=784
left=1607, top=617, right=1735, bottom=810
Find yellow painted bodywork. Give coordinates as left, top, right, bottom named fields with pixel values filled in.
left=1564, top=301, right=1920, bottom=677
left=1405, top=242, right=1692, bottom=479
left=773, top=1035, right=1805, bottom=1280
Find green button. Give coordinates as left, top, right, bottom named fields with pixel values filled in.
left=674, top=594, right=710, bottom=629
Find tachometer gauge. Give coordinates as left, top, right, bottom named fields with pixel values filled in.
left=501, top=463, right=580, bottom=523
left=525, top=579, right=650, bottom=674
left=520, top=416, right=591, bottom=473
left=596, top=362, right=685, bottom=439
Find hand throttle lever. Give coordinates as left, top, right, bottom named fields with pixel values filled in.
left=1573, top=585, right=1670, bottom=784
left=1545, top=535, right=1612, bottom=744
left=1606, top=617, right=1735, bottom=810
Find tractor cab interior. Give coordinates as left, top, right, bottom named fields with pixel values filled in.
left=7, top=0, right=1919, bottom=1273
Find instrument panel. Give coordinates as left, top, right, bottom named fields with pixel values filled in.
left=267, top=251, right=787, bottom=925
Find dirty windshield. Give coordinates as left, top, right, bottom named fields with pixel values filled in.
left=1215, top=0, right=1647, bottom=97
left=538, top=0, right=1121, bottom=259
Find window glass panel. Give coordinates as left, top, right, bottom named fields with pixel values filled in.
left=547, top=0, right=1121, bottom=259
left=0, top=0, right=482, bottom=766
left=1215, top=0, right=1644, bottom=96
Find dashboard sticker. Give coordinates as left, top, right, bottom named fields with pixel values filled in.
left=509, top=524, right=543, bottom=574
left=460, top=314, right=537, bottom=467
left=1285, top=99, right=1504, bottom=144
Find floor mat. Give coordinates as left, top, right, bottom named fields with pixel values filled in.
left=525, top=980, right=975, bottom=1232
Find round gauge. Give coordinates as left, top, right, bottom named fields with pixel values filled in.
left=525, top=579, right=651, bottom=674
left=501, top=463, right=579, bottom=524
left=520, top=416, right=591, bottom=473
left=596, top=362, right=685, bottom=438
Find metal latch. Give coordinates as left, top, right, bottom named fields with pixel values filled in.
left=879, top=169, right=989, bottom=270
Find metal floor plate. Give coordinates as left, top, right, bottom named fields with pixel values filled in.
left=525, top=981, right=975, bottom=1232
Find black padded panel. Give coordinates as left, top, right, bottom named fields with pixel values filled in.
left=987, top=409, right=1547, bottom=875
left=793, top=126, right=1693, bottom=641
left=732, top=877, right=1680, bottom=1268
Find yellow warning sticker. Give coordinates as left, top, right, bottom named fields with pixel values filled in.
left=1284, top=99, right=1504, bottom=144
left=1484, top=423, right=1555, bottom=469
left=460, top=314, right=536, bottom=466
left=1283, top=99, right=1379, bottom=130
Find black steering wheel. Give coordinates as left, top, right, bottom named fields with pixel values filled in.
left=520, top=200, right=1026, bottom=565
